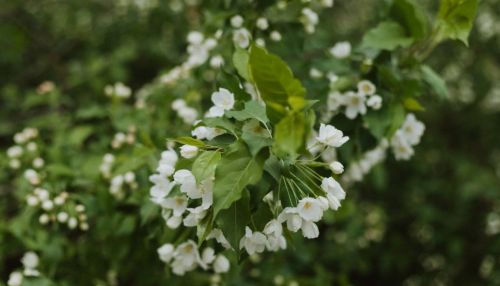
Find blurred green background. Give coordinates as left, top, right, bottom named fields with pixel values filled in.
left=1, top=0, right=500, bottom=285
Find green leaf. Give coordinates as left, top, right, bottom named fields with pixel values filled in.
left=114, top=145, right=155, bottom=175
left=361, top=21, right=414, bottom=51
left=212, top=141, right=265, bottom=217
left=68, top=125, right=93, bottom=147
left=192, top=151, right=221, bottom=182
left=233, top=48, right=251, bottom=82
left=217, top=70, right=250, bottom=101
left=403, top=97, right=426, bottom=111
left=249, top=45, right=306, bottom=122
left=390, top=0, right=429, bottom=40
left=225, top=100, right=269, bottom=125
left=436, top=0, right=478, bottom=45
left=169, top=137, right=206, bottom=148
left=273, top=112, right=305, bottom=159
left=216, top=189, right=251, bottom=250
left=241, top=120, right=273, bottom=156
left=363, top=103, right=406, bottom=139
left=202, top=117, right=237, bottom=137
left=421, top=65, right=449, bottom=99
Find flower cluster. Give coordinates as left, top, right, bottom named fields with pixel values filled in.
left=157, top=240, right=230, bottom=276
left=7, top=252, right=40, bottom=286
left=327, top=80, right=382, bottom=120
left=390, top=113, right=425, bottom=160
left=342, top=139, right=389, bottom=184
left=6, top=127, right=42, bottom=172
left=26, top=188, right=89, bottom=230
left=109, top=171, right=138, bottom=199
left=111, top=125, right=137, bottom=149
left=171, top=98, right=199, bottom=125
left=104, top=82, right=132, bottom=99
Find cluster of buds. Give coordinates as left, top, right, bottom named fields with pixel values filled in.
left=111, top=125, right=136, bottom=149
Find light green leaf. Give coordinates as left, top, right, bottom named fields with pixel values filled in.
left=216, top=189, right=251, bottom=250
left=249, top=45, right=306, bottom=122
left=212, top=141, right=265, bottom=217
left=362, top=21, right=414, bottom=51
left=202, top=117, right=237, bottom=137
left=390, top=0, right=429, bottom=40
left=192, top=151, right=221, bottom=182
left=273, top=112, right=305, bottom=159
left=68, top=125, right=94, bottom=147
left=421, top=65, right=449, bottom=99
left=436, top=0, right=478, bottom=45
left=403, top=97, right=426, bottom=111
left=169, top=137, right=206, bottom=148
left=225, top=100, right=269, bottom=125
left=233, top=48, right=251, bottom=82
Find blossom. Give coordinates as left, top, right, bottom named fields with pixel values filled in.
left=158, top=243, right=175, bottom=263
left=201, top=247, right=216, bottom=264
left=301, top=8, right=319, bottom=34
left=7, top=271, right=23, bottom=286
left=212, top=88, right=235, bottom=111
left=297, top=198, right=324, bottom=222
left=171, top=240, right=206, bottom=275
left=210, top=55, right=224, bottom=68
left=233, top=28, right=251, bottom=49
left=173, top=169, right=195, bottom=185
left=163, top=196, right=188, bottom=216
left=316, top=124, right=349, bottom=148
left=187, top=31, right=204, bottom=45
left=21, top=252, right=39, bottom=270
left=180, top=145, right=199, bottom=159
left=329, top=161, right=344, bottom=174
left=301, top=220, right=320, bottom=239
left=357, top=80, right=376, bottom=96
left=391, top=130, right=415, bottom=160
left=230, top=15, right=244, bottom=28
left=321, top=177, right=346, bottom=210
left=343, top=91, right=367, bottom=119
left=400, top=113, right=425, bottom=145
left=239, top=227, right=267, bottom=255
left=183, top=207, right=208, bottom=227
left=278, top=207, right=302, bottom=232
left=166, top=215, right=182, bottom=229
left=270, top=31, right=282, bottom=42
left=7, top=146, right=23, bottom=158
left=327, top=91, right=344, bottom=111
left=207, top=228, right=232, bottom=249
left=330, top=41, right=352, bottom=59
left=367, top=95, right=383, bottom=110
left=256, top=17, right=269, bottom=30
left=191, top=126, right=224, bottom=141
left=213, top=255, right=230, bottom=273
left=264, top=219, right=287, bottom=251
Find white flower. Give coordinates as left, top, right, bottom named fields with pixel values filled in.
left=171, top=99, right=186, bottom=111
left=68, top=217, right=78, bottom=229
left=32, top=158, right=44, bottom=168
left=183, top=207, right=208, bottom=227
left=321, top=177, right=346, bottom=210
left=210, top=55, right=224, bottom=68
left=178, top=107, right=198, bottom=124
left=270, top=31, right=282, bottom=42
left=24, top=169, right=40, bottom=185
left=212, top=88, right=235, bottom=111
left=343, top=91, right=367, bottom=119
left=327, top=72, right=339, bottom=83
left=149, top=175, right=174, bottom=204
left=157, top=243, right=175, bottom=263
left=173, top=169, right=195, bottom=185
left=301, top=8, right=318, bottom=34
left=316, top=124, right=349, bottom=148
left=213, top=255, right=230, bottom=273
left=26, top=195, right=39, bottom=206
left=207, top=228, right=232, bottom=249
left=230, top=15, right=244, bottom=28
left=206, top=106, right=225, bottom=118
left=320, top=0, right=334, bottom=7
left=233, top=28, right=251, bottom=49
left=57, top=212, right=69, bottom=223
left=309, top=68, right=323, bottom=79
left=165, top=215, right=182, bottom=229
left=161, top=149, right=178, bottom=165
left=41, top=200, right=54, bottom=211
left=21, top=252, right=39, bottom=269
left=301, top=220, right=320, bottom=239
left=400, top=113, right=425, bottom=145
left=7, top=271, right=23, bottom=286
left=357, top=80, right=376, bottom=96
left=7, top=146, right=23, bottom=158
left=201, top=247, right=216, bottom=264
left=239, top=227, right=267, bottom=255
left=256, top=17, right=269, bottom=30
left=187, top=31, right=204, bottom=45
left=329, top=161, right=344, bottom=174
left=39, top=214, right=50, bottom=225
left=327, top=91, right=343, bottom=111
left=330, top=41, right=352, bottom=59
left=264, top=219, right=287, bottom=251
left=163, top=196, right=188, bottom=216
left=180, top=145, right=199, bottom=159
left=171, top=240, right=206, bottom=275
left=263, top=219, right=283, bottom=237
left=297, top=198, right=324, bottom=222
left=192, top=126, right=224, bottom=140
left=391, top=130, right=415, bottom=160
left=367, top=95, right=383, bottom=110
left=114, top=82, right=132, bottom=98
left=278, top=208, right=302, bottom=232
left=256, top=38, right=266, bottom=47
